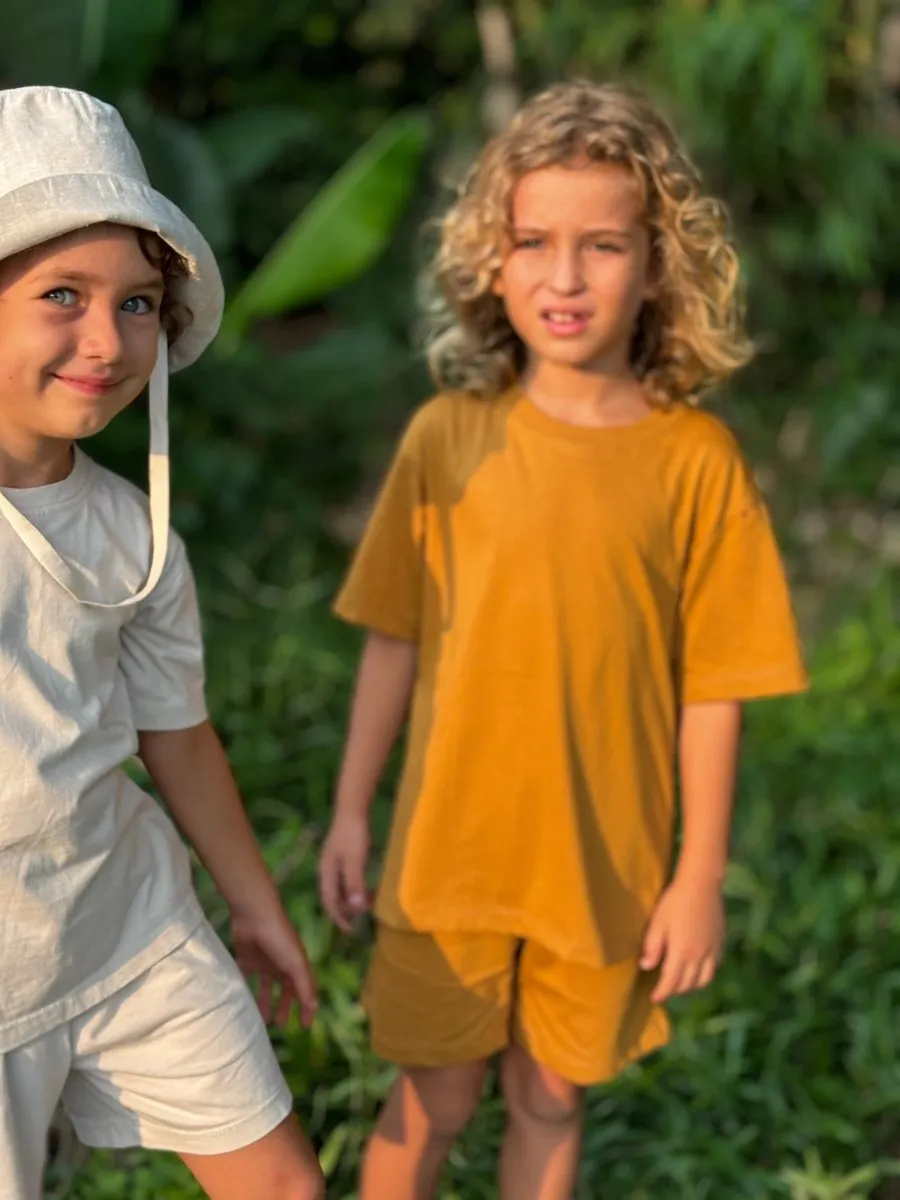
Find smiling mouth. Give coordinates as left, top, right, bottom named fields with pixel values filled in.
left=541, top=310, right=592, bottom=333
left=55, top=375, right=121, bottom=396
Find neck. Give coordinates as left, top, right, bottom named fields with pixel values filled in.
left=0, top=432, right=75, bottom=489
left=522, top=359, right=650, bottom=426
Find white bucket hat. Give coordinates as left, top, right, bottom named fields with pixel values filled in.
left=0, top=86, right=225, bottom=607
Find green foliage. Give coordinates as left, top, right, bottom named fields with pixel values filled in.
left=47, top=567, right=900, bottom=1199
left=221, top=109, right=431, bottom=340
left=2, top=0, right=899, bottom=1196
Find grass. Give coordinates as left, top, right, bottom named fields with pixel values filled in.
left=48, top=540, right=900, bottom=1199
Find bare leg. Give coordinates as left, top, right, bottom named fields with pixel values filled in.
left=180, top=1114, right=325, bottom=1200
left=498, top=1045, right=584, bottom=1200
left=360, top=1061, right=489, bottom=1200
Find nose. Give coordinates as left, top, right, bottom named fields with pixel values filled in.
left=548, top=243, right=584, bottom=295
left=78, top=303, right=126, bottom=364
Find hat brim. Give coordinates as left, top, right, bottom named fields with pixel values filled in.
left=0, top=172, right=224, bottom=371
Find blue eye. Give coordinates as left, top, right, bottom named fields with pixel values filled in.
left=43, top=287, right=78, bottom=306
left=516, top=237, right=544, bottom=250
left=122, top=296, right=155, bottom=315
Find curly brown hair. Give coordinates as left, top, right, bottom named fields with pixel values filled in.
left=135, top=229, right=194, bottom=346
left=423, top=80, right=754, bottom=404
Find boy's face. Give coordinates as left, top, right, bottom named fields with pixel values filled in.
left=0, top=224, right=165, bottom=453
left=494, top=161, right=654, bottom=377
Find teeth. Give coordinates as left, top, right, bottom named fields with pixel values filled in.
left=546, top=312, right=580, bottom=322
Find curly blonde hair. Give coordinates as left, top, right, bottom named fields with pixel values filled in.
left=423, top=80, right=754, bottom=404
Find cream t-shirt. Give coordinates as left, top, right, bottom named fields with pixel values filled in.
left=0, top=447, right=206, bottom=1052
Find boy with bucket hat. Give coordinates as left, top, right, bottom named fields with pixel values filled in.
left=0, top=87, right=325, bottom=1198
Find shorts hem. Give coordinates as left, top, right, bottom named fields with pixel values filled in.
left=70, top=1087, right=294, bottom=1157
left=369, top=1029, right=509, bottom=1070
left=518, top=1018, right=672, bottom=1087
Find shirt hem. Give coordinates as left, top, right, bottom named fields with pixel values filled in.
left=73, top=1086, right=293, bottom=1156
left=331, top=599, right=418, bottom=643
left=682, top=669, right=809, bottom=705
left=132, top=706, right=208, bottom=732
left=0, top=892, right=204, bottom=1054
left=373, top=900, right=655, bottom=970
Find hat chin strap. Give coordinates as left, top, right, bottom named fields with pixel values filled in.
left=0, top=332, right=170, bottom=608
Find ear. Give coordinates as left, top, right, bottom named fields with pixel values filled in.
left=491, top=270, right=505, bottom=297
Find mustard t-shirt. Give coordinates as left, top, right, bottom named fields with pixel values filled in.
left=334, top=389, right=808, bottom=968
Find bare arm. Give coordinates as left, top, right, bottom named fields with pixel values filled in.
left=641, top=700, right=742, bottom=1002
left=674, top=700, right=743, bottom=886
left=138, top=720, right=316, bottom=1025
left=139, top=720, right=283, bottom=918
left=334, top=631, right=419, bottom=818
left=319, top=631, right=418, bottom=928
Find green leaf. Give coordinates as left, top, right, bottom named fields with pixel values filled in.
left=0, top=0, right=176, bottom=86
left=0, top=0, right=88, bottom=84
left=820, top=384, right=890, bottom=471
left=222, top=109, right=430, bottom=339
left=204, top=105, right=319, bottom=187
left=118, top=92, right=234, bottom=253
left=94, top=0, right=178, bottom=89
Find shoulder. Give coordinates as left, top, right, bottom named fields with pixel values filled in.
left=665, top=404, right=756, bottom=480
left=86, top=456, right=191, bottom=584
left=87, top=456, right=153, bottom=521
left=396, top=390, right=505, bottom=462
left=402, top=391, right=490, bottom=440
left=665, top=403, right=745, bottom=460
left=660, top=404, right=763, bottom=517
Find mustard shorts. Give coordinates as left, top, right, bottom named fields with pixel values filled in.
left=364, top=925, right=670, bottom=1087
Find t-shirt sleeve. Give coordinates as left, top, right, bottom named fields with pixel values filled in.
left=332, top=411, right=427, bottom=641
left=677, top=438, right=809, bottom=705
left=119, top=531, right=208, bottom=731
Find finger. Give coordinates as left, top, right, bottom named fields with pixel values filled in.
left=290, top=957, right=318, bottom=1029
left=640, top=921, right=665, bottom=971
left=343, top=852, right=369, bottom=917
left=696, top=954, right=717, bottom=991
left=651, top=952, right=682, bottom=1004
left=257, top=973, right=274, bottom=1024
left=275, top=978, right=294, bottom=1027
left=317, top=851, right=341, bottom=925
left=675, top=959, right=701, bottom=996
left=319, top=854, right=352, bottom=933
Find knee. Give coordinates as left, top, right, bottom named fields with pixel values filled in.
left=501, top=1048, right=582, bottom=1126
left=294, top=1179, right=326, bottom=1200
left=406, top=1062, right=488, bottom=1139
left=277, top=1163, right=326, bottom=1200
left=303, top=1178, right=327, bottom=1200
left=284, top=1169, right=326, bottom=1200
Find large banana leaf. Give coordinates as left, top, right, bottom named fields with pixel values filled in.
left=221, top=109, right=430, bottom=341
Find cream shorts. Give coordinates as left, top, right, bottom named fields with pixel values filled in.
left=0, top=919, right=293, bottom=1200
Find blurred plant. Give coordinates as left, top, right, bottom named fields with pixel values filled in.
left=5, top=1, right=900, bottom=1197
left=219, top=108, right=430, bottom=342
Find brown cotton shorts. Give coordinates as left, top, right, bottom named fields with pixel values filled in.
left=363, top=924, right=670, bottom=1087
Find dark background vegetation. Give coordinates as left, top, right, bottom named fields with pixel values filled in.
left=2, top=1, right=899, bottom=1196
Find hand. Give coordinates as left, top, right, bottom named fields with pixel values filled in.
left=639, top=874, right=725, bottom=1004
left=231, top=909, right=318, bottom=1028
left=318, top=812, right=371, bottom=932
